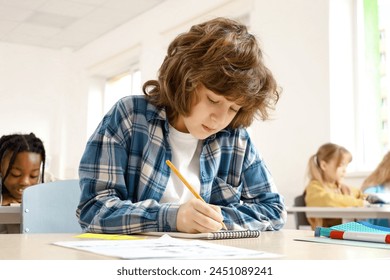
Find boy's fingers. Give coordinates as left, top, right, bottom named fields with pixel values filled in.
left=177, top=198, right=224, bottom=233
left=193, top=199, right=223, bottom=223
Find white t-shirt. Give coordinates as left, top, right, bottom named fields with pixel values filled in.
left=160, top=125, right=201, bottom=204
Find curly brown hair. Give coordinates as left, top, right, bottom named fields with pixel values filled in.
left=143, top=17, right=280, bottom=129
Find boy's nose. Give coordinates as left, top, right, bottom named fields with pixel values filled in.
left=210, top=109, right=227, bottom=126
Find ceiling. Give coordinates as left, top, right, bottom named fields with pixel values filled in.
left=0, top=0, right=164, bottom=51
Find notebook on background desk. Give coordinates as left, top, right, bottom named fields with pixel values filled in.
left=294, top=221, right=390, bottom=249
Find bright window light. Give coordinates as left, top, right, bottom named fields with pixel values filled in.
left=104, top=68, right=142, bottom=114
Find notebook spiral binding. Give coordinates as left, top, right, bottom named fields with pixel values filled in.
left=211, top=230, right=261, bottom=239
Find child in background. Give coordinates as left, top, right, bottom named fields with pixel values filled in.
left=77, top=17, right=286, bottom=234
left=0, top=133, right=47, bottom=205
left=361, top=151, right=390, bottom=226
left=304, top=143, right=367, bottom=229
left=361, top=151, right=390, bottom=192
left=0, top=133, right=46, bottom=233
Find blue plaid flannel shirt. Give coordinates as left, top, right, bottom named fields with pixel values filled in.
left=77, top=95, right=286, bottom=233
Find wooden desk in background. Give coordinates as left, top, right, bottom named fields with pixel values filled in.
left=0, top=205, right=21, bottom=224
left=1, top=229, right=389, bottom=260
left=287, top=206, right=390, bottom=223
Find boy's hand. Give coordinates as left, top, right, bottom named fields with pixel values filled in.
left=176, top=198, right=224, bottom=233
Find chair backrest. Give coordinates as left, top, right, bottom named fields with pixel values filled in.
left=21, top=179, right=82, bottom=233
left=294, top=194, right=310, bottom=229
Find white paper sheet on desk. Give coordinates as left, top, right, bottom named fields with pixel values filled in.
left=53, top=235, right=282, bottom=259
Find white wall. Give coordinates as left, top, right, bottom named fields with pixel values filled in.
left=250, top=0, right=331, bottom=203
left=0, top=0, right=361, bottom=229
left=0, top=42, right=78, bottom=178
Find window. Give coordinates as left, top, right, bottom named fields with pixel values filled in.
left=86, top=63, right=142, bottom=138
left=378, top=3, right=389, bottom=154
left=103, top=66, right=142, bottom=113
left=354, top=0, right=389, bottom=171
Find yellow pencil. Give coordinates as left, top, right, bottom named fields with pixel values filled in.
left=165, top=159, right=228, bottom=230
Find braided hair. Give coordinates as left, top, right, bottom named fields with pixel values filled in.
left=0, top=133, right=46, bottom=190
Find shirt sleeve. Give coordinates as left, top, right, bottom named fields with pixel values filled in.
left=305, top=180, right=365, bottom=207
left=77, top=100, right=179, bottom=234
left=221, top=161, right=287, bottom=231
left=210, top=137, right=287, bottom=231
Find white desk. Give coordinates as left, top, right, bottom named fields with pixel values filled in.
left=0, top=205, right=21, bottom=224
left=0, top=229, right=389, bottom=260
left=287, top=206, right=390, bottom=222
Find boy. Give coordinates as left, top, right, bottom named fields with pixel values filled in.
left=77, top=17, right=286, bottom=234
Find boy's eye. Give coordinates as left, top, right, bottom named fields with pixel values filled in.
left=10, top=173, right=21, bottom=178
left=230, top=107, right=239, bottom=113
left=208, top=97, right=218, bottom=104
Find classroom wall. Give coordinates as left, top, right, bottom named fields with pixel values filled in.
left=0, top=0, right=362, bottom=229
left=0, top=42, right=79, bottom=178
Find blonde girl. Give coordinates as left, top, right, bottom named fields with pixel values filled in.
left=304, top=143, right=366, bottom=229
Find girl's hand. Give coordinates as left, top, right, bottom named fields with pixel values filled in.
left=1, top=193, right=21, bottom=206
left=176, top=198, right=224, bottom=233
left=340, top=184, right=352, bottom=195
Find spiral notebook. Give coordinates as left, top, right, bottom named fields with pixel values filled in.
left=140, top=229, right=261, bottom=240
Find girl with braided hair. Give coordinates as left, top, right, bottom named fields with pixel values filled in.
left=0, top=133, right=46, bottom=207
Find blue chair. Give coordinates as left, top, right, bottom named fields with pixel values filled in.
left=21, top=179, right=82, bottom=233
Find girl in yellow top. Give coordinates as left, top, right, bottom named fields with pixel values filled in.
left=304, top=143, right=367, bottom=229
